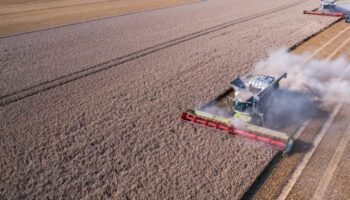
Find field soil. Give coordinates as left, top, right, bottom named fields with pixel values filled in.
left=0, top=0, right=338, bottom=199
left=0, top=0, right=198, bottom=36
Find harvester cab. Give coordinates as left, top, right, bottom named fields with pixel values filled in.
left=229, top=73, right=287, bottom=126
left=346, top=12, right=350, bottom=23
left=181, top=72, right=294, bottom=154
left=320, top=0, right=336, bottom=10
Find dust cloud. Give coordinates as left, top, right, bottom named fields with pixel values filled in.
left=254, top=48, right=350, bottom=104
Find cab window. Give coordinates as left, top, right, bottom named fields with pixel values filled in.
left=234, top=101, right=247, bottom=112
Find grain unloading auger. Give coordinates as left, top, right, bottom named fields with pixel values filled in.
left=181, top=73, right=294, bottom=154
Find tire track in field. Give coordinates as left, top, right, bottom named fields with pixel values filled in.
left=0, top=0, right=310, bottom=107
left=311, top=119, right=350, bottom=200
left=277, top=33, right=350, bottom=200
left=277, top=103, right=343, bottom=200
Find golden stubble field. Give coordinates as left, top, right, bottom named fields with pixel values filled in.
left=0, top=0, right=197, bottom=36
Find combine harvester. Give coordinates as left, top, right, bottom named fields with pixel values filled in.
left=304, top=0, right=350, bottom=20
left=181, top=73, right=294, bottom=154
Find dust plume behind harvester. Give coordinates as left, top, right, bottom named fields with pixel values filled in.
left=181, top=73, right=294, bottom=154
left=303, top=0, right=350, bottom=20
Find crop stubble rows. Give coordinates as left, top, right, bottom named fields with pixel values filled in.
left=248, top=21, right=350, bottom=200
left=0, top=0, right=339, bottom=199
left=0, top=0, right=311, bottom=107
left=286, top=104, right=350, bottom=199
left=0, top=0, right=200, bottom=36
